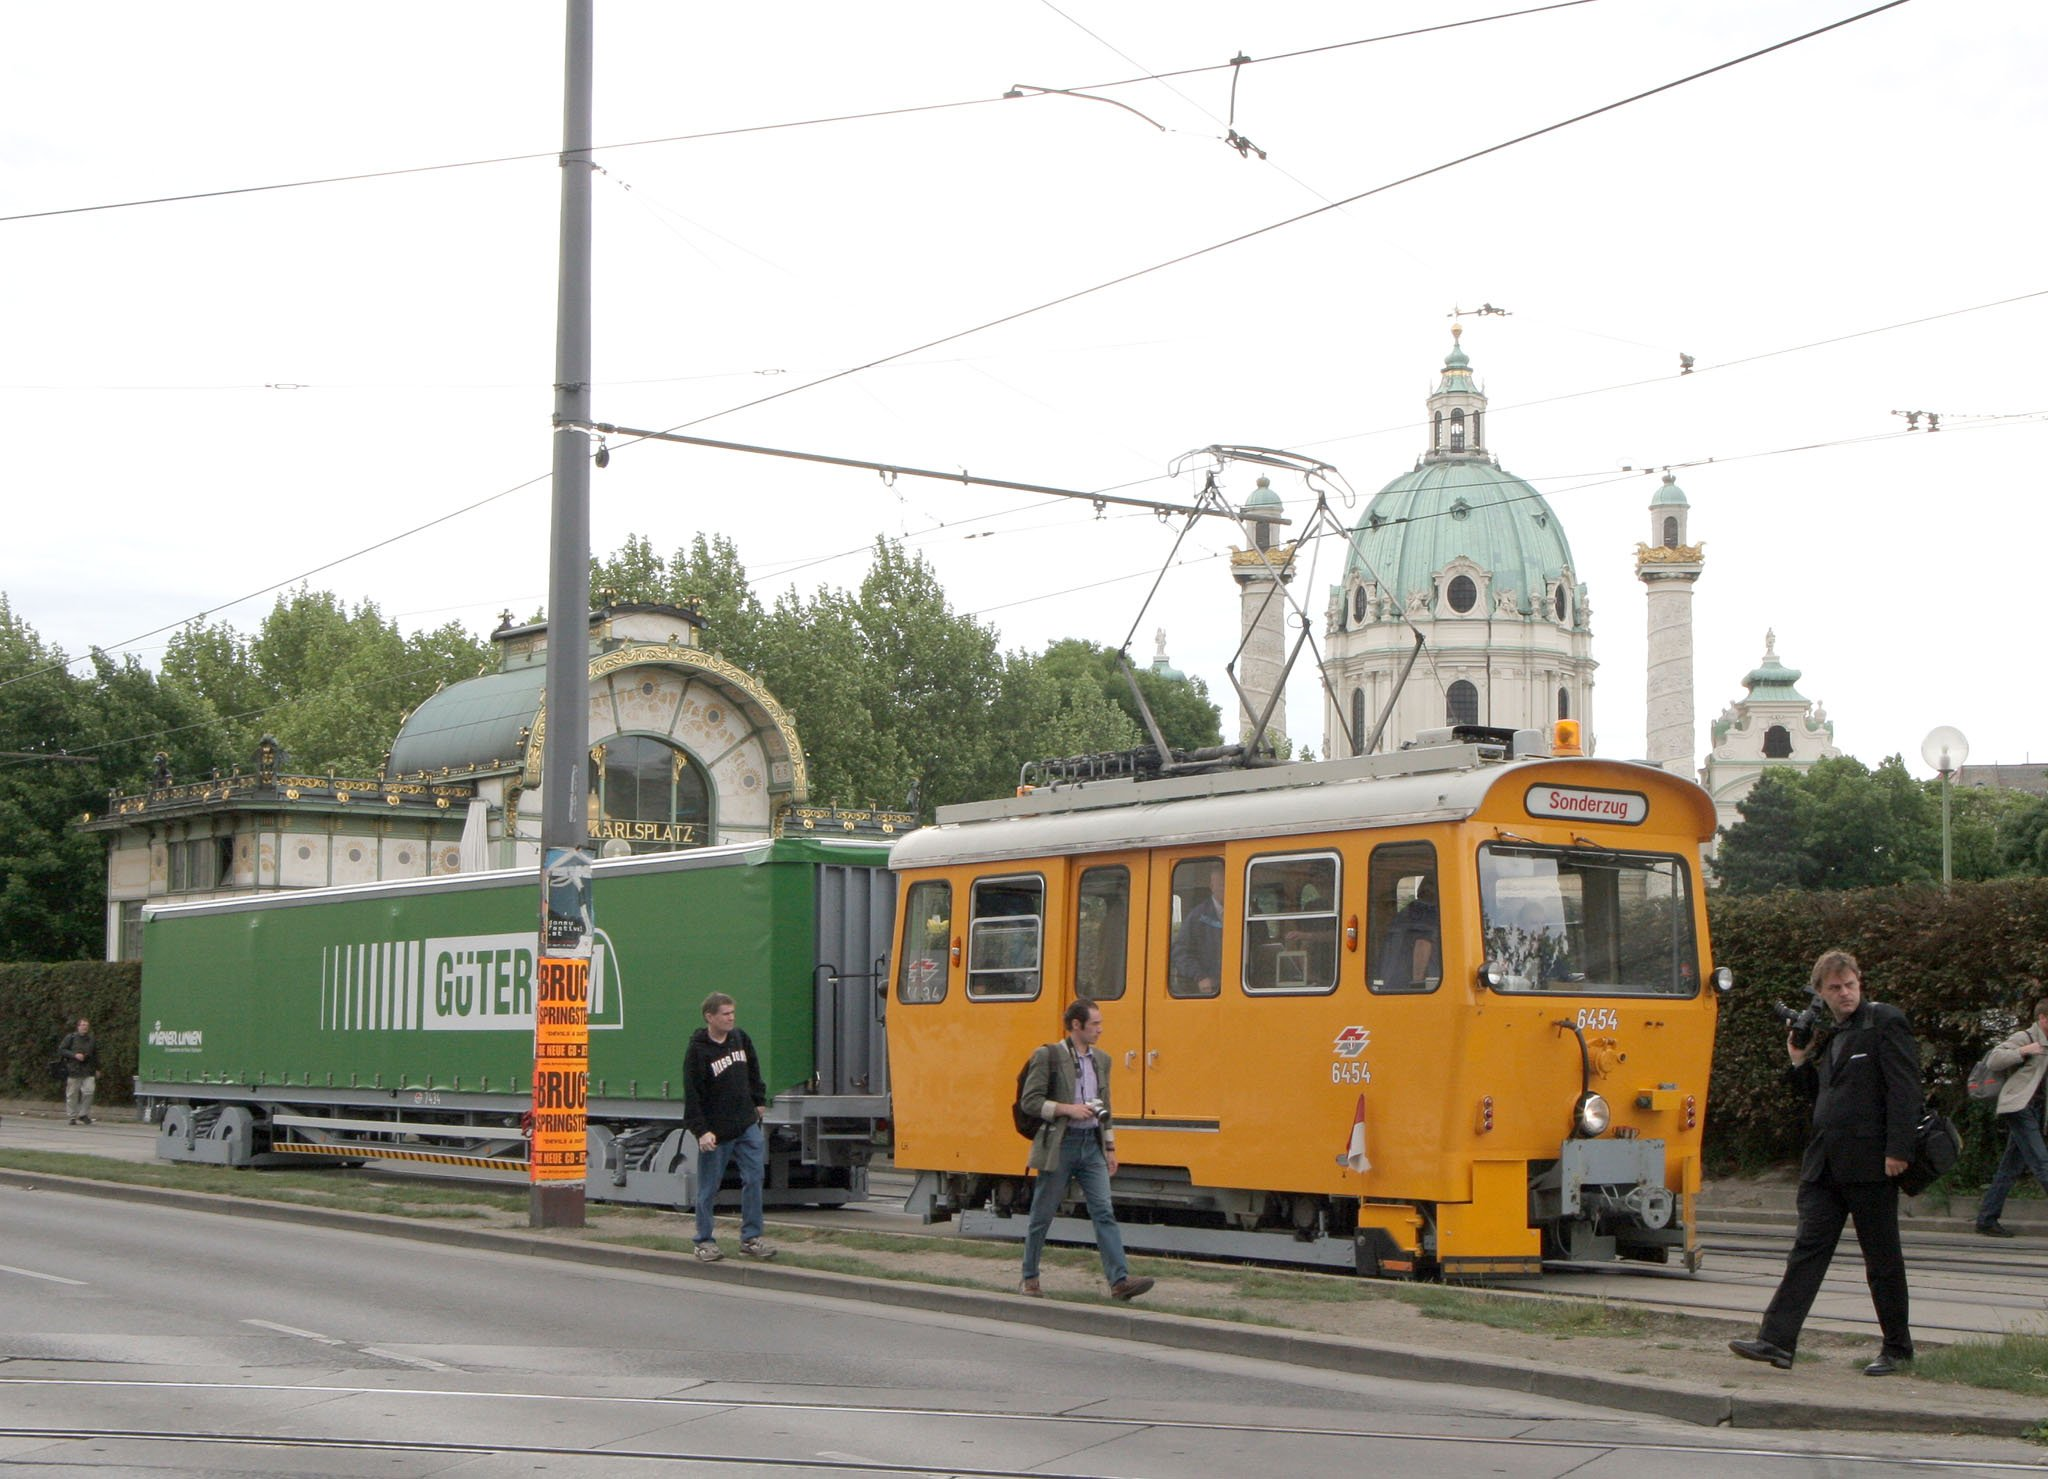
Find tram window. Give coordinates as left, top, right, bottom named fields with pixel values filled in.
left=1368, top=843, right=1441, bottom=994
left=895, top=880, right=952, bottom=1004
left=1167, top=856, right=1226, bottom=997
left=1073, top=866, right=1129, bottom=1002
left=966, top=875, right=1045, bottom=999
left=1478, top=844, right=1698, bottom=997
left=1243, top=853, right=1339, bottom=994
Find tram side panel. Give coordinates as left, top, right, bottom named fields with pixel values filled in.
left=887, top=754, right=1720, bottom=1277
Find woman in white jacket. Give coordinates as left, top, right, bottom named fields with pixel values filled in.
left=1975, top=983, right=2048, bottom=1237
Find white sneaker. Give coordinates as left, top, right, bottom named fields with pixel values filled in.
left=694, top=1241, right=723, bottom=1262
left=741, top=1238, right=775, bottom=1260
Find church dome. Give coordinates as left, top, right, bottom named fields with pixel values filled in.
left=1345, top=462, right=1578, bottom=618
left=1243, top=475, right=1283, bottom=513
left=1342, top=329, right=1580, bottom=620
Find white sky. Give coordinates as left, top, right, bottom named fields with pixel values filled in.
left=4, top=0, right=2042, bottom=782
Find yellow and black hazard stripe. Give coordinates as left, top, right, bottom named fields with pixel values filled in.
left=275, top=1142, right=526, bottom=1172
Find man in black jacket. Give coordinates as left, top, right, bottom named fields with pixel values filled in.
left=59, top=1018, right=99, bottom=1125
left=683, top=992, right=774, bottom=1262
left=1731, top=950, right=1921, bottom=1376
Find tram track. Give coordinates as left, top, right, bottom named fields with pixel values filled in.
left=3, top=1379, right=2044, bottom=1474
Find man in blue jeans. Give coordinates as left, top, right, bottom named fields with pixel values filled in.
left=683, top=992, right=775, bottom=1261
left=1975, top=986, right=2048, bottom=1238
left=1018, top=1000, right=1153, bottom=1301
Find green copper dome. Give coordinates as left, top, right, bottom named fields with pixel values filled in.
left=1342, top=331, right=1579, bottom=621
left=1651, top=472, right=1689, bottom=508
left=1243, top=474, right=1283, bottom=511
left=1344, top=461, right=1579, bottom=618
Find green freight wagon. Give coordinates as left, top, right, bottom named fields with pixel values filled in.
left=139, top=837, right=894, bottom=1208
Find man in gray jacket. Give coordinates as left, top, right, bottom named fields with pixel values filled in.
left=1975, top=983, right=2048, bottom=1238
left=1018, top=999, right=1153, bottom=1301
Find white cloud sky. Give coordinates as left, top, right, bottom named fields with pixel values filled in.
left=5, top=0, right=2041, bottom=780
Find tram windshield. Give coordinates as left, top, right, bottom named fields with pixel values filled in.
left=1477, top=843, right=1699, bottom=997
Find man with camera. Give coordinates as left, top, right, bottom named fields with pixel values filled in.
left=1731, top=950, right=1921, bottom=1376
left=1017, top=999, right=1153, bottom=1301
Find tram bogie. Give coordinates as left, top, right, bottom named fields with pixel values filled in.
left=886, top=731, right=1725, bottom=1279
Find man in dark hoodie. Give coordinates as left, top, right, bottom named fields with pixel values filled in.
left=683, top=992, right=774, bottom=1261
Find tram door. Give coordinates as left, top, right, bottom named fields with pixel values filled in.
left=1139, top=850, right=1229, bottom=1124
left=1068, top=855, right=1148, bottom=1112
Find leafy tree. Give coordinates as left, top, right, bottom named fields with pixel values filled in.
left=0, top=598, right=219, bottom=959
left=590, top=532, right=765, bottom=673
left=1714, top=770, right=1812, bottom=894
left=1036, top=638, right=1223, bottom=752
left=2003, top=793, right=2048, bottom=876
left=1717, top=755, right=1947, bottom=894
left=163, top=590, right=487, bottom=775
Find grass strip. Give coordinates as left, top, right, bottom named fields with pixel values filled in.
left=1912, top=1332, right=2048, bottom=1398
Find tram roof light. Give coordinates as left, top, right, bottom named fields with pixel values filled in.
left=1551, top=720, right=1583, bottom=757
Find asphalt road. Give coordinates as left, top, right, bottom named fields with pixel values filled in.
left=13, top=1109, right=2048, bottom=1352
left=6, top=1184, right=2046, bottom=1477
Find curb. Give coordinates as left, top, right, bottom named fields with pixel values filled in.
left=3, top=1168, right=2039, bottom=1438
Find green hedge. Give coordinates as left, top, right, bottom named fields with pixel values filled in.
left=0, top=961, right=141, bottom=1104
left=1705, top=878, right=2048, bottom=1179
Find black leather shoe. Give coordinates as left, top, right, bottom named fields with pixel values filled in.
left=1864, top=1353, right=1911, bottom=1377
left=1976, top=1222, right=2017, bottom=1238
left=1728, top=1338, right=1794, bottom=1369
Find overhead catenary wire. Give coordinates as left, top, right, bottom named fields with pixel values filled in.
left=0, top=2, right=1599, bottom=228
left=0, top=4, right=1943, bottom=692
left=0, top=470, right=552, bottom=695
left=617, top=0, right=1913, bottom=452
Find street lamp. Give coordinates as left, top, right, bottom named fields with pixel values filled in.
left=1921, top=726, right=1969, bottom=889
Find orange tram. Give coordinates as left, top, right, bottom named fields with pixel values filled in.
left=884, top=727, right=1729, bottom=1280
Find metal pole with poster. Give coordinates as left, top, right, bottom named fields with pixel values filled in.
left=532, top=0, right=595, bottom=1228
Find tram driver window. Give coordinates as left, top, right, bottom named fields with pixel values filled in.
left=1368, top=843, right=1441, bottom=993
left=1073, top=866, right=1129, bottom=1002
left=966, top=875, right=1045, bottom=999
left=1243, top=853, right=1339, bottom=993
left=1478, top=844, right=1698, bottom=996
left=895, top=879, right=951, bottom=1004
left=1167, top=856, right=1225, bottom=997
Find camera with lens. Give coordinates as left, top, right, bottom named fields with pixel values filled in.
left=1769, top=993, right=1825, bottom=1050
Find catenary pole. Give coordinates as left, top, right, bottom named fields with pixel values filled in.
left=532, top=0, right=595, bottom=1229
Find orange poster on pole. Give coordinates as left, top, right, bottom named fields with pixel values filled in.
left=531, top=956, right=589, bottom=1184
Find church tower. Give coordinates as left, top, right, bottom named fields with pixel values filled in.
left=1322, top=327, right=1595, bottom=755
left=1700, top=631, right=1842, bottom=838
left=1232, top=475, right=1294, bottom=751
left=1635, top=473, right=1704, bottom=775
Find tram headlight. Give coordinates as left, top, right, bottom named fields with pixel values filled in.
left=1571, top=1091, right=1611, bottom=1139
left=1711, top=965, right=1734, bottom=995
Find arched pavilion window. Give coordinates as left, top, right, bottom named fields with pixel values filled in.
left=1449, top=408, right=1466, bottom=450
left=1763, top=725, right=1793, bottom=759
left=1350, top=688, right=1366, bottom=755
left=588, top=733, right=712, bottom=852
left=1447, top=680, right=1479, bottom=727
left=1662, top=516, right=1679, bottom=548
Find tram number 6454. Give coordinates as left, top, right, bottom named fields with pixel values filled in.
left=1574, top=1008, right=1619, bottom=1032
left=1331, top=1061, right=1372, bottom=1084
